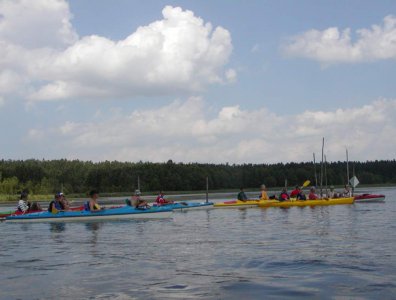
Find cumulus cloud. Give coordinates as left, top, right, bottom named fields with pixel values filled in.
left=0, top=1, right=234, bottom=103
left=283, top=15, right=396, bottom=64
left=28, top=97, right=396, bottom=163
left=0, top=0, right=78, bottom=48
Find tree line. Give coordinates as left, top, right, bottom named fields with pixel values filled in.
left=0, top=159, right=395, bottom=196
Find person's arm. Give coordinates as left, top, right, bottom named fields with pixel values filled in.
left=89, top=200, right=97, bottom=211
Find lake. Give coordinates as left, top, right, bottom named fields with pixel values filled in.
left=1, top=187, right=395, bottom=299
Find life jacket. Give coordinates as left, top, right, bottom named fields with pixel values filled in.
left=279, top=192, right=289, bottom=201
left=48, top=200, right=63, bottom=212
left=260, top=191, right=269, bottom=200
left=156, top=194, right=165, bottom=204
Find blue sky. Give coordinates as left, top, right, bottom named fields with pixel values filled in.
left=0, top=0, right=395, bottom=163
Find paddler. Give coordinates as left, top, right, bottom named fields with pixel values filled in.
left=237, top=187, right=248, bottom=201
left=155, top=191, right=173, bottom=205
left=279, top=188, right=290, bottom=201
left=48, top=193, right=65, bottom=213
left=88, top=190, right=103, bottom=211
left=290, top=186, right=300, bottom=198
left=308, top=187, right=320, bottom=200
left=133, top=190, right=150, bottom=209
left=17, top=190, right=31, bottom=213
left=259, top=184, right=269, bottom=200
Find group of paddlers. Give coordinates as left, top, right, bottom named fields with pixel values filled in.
left=237, top=184, right=352, bottom=201
left=15, top=189, right=174, bottom=214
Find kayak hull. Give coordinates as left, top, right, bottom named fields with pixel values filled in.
left=214, top=199, right=277, bottom=208
left=258, top=197, right=354, bottom=208
left=0, top=206, right=84, bottom=219
left=155, top=202, right=214, bottom=211
left=5, top=206, right=172, bottom=222
left=354, top=194, right=385, bottom=203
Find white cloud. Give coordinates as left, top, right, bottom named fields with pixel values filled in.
left=27, top=97, right=396, bottom=163
left=225, top=68, right=237, bottom=83
left=0, top=0, right=78, bottom=48
left=0, top=1, right=234, bottom=103
left=283, top=15, right=396, bottom=64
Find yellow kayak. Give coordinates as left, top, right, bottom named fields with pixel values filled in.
left=214, top=199, right=278, bottom=208
left=258, top=197, right=354, bottom=208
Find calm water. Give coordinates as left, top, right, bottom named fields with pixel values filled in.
left=1, top=187, right=395, bottom=300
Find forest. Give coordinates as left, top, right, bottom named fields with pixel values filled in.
left=0, top=159, right=395, bottom=196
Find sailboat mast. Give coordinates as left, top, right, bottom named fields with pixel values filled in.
left=346, top=148, right=349, bottom=185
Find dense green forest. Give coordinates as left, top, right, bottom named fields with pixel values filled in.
left=0, top=159, right=395, bottom=196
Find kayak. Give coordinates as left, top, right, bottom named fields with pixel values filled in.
left=0, top=210, right=16, bottom=219
left=5, top=206, right=172, bottom=222
left=153, top=201, right=214, bottom=211
left=0, top=206, right=84, bottom=219
left=258, top=197, right=354, bottom=208
left=354, top=194, right=385, bottom=203
left=213, top=199, right=278, bottom=208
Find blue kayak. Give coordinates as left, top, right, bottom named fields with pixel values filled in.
left=5, top=206, right=172, bottom=222
left=153, top=201, right=214, bottom=211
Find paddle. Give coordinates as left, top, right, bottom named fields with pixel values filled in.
left=302, top=180, right=311, bottom=189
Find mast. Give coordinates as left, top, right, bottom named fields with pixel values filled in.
left=205, top=176, right=209, bottom=203
left=346, top=148, right=349, bottom=185
left=320, top=137, right=324, bottom=198
left=324, top=154, right=328, bottom=196
left=313, top=153, right=318, bottom=187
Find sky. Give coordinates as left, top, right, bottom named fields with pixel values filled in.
left=0, top=0, right=395, bottom=164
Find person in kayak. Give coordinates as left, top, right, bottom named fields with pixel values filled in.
left=59, top=192, right=71, bottom=211
left=327, top=186, right=338, bottom=198
left=156, top=191, right=173, bottom=205
left=48, top=193, right=65, bottom=213
left=290, top=186, right=300, bottom=198
left=308, top=187, right=320, bottom=200
left=343, top=185, right=351, bottom=197
left=133, top=190, right=150, bottom=209
left=237, top=187, right=248, bottom=201
left=17, top=190, right=31, bottom=213
left=259, top=184, right=269, bottom=200
left=296, top=190, right=307, bottom=200
left=279, top=188, right=290, bottom=201
left=88, top=190, right=103, bottom=211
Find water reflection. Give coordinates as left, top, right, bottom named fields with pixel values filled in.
left=49, top=223, right=67, bottom=244
left=49, top=223, right=66, bottom=233
left=20, top=224, right=30, bottom=232
left=85, top=222, right=102, bottom=248
left=239, top=209, right=248, bottom=220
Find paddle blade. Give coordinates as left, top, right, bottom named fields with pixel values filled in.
left=302, top=180, right=311, bottom=188
left=51, top=207, right=59, bottom=214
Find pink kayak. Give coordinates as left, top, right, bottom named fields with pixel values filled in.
left=354, top=194, right=385, bottom=203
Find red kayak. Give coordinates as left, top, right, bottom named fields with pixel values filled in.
left=0, top=205, right=84, bottom=219
left=354, top=194, right=385, bottom=203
